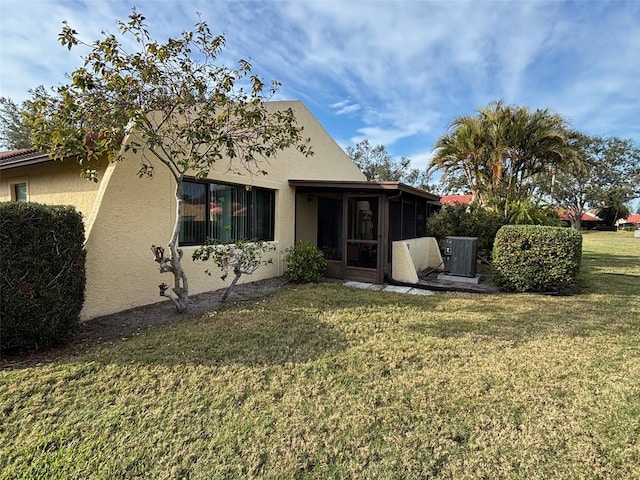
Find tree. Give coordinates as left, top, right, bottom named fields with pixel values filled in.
left=0, top=96, right=33, bottom=149
left=430, top=100, right=574, bottom=221
left=596, top=194, right=631, bottom=229
left=346, top=139, right=423, bottom=184
left=192, top=238, right=274, bottom=302
left=553, top=134, right=640, bottom=229
left=23, top=10, right=312, bottom=313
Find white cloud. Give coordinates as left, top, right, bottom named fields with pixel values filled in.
left=2, top=0, right=639, bottom=159
left=335, top=103, right=361, bottom=116
left=406, top=149, right=436, bottom=172
left=352, top=126, right=416, bottom=149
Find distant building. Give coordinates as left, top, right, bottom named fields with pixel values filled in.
left=439, top=194, right=473, bottom=206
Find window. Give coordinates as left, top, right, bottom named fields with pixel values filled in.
left=389, top=197, right=427, bottom=241
left=12, top=182, right=27, bottom=202
left=317, top=196, right=343, bottom=260
left=180, top=180, right=275, bottom=245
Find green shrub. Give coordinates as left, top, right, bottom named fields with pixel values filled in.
left=285, top=241, right=328, bottom=283
left=503, top=199, right=563, bottom=227
left=0, top=202, right=86, bottom=351
left=426, top=203, right=507, bottom=252
left=492, top=225, right=582, bottom=293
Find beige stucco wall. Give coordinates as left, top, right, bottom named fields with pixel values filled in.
left=295, top=193, right=318, bottom=244
left=78, top=100, right=366, bottom=318
left=391, top=237, right=443, bottom=284
left=0, top=101, right=364, bottom=319
left=0, top=159, right=103, bottom=217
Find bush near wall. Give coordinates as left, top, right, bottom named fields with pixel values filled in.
left=426, top=204, right=507, bottom=252
left=492, top=225, right=582, bottom=293
left=0, top=202, right=86, bottom=351
left=285, top=241, right=328, bottom=283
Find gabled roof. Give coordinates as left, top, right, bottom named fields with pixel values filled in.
left=288, top=179, right=441, bottom=203
left=621, top=214, right=640, bottom=224
left=440, top=194, right=473, bottom=205
left=558, top=210, right=601, bottom=222
left=0, top=148, right=52, bottom=169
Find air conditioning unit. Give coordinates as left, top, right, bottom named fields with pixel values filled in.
left=443, top=236, right=477, bottom=277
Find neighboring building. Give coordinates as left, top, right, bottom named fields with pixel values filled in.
left=438, top=195, right=618, bottom=230
left=616, top=214, right=640, bottom=229
left=1, top=101, right=440, bottom=319
left=557, top=210, right=606, bottom=229
left=440, top=194, right=473, bottom=206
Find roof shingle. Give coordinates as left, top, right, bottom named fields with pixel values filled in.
left=0, top=148, right=52, bottom=169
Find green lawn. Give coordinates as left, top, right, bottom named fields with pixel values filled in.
left=1, top=231, right=639, bottom=479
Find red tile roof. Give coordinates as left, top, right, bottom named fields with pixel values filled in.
left=558, top=210, right=601, bottom=221
left=440, top=194, right=473, bottom=205
left=0, top=148, right=52, bottom=169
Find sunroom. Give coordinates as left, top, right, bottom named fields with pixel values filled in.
left=289, top=180, right=441, bottom=284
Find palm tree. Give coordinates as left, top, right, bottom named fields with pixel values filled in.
left=431, top=101, right=574, bottom=221
left=431, top=114, right=488, bottom=204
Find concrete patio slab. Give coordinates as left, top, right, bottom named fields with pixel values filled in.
left=406, top=288, right=435, bottom=296
left=382, top=285, right=413, bottom=294
left=437, top=273, right=482, bottom=284
left=344, top=281, right=435, bottom=296
left=344, top=281, right=384, bottom=291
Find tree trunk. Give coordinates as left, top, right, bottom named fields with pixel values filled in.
left=571, top=214, right=582, bottom=230
left=153, top=178, right=189, bottom=313
left=221, top=269, right=242, bottom=303
left=168, top=180, right=189, bottom=312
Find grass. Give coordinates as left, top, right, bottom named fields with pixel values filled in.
left=1, top=231, right=639, bottom=479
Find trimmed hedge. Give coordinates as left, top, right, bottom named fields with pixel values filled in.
left=492, top=225, right=582, bottom=293
left=1, top=202, right=86, bottom=351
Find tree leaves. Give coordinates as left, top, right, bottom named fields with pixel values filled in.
left=430, top=100, right=573, bottom=217
left=346, top=139, right=424, bottom=185
left=23, top=8, right=313, bottom=183
left=554, top=134, right=640, bottom=228
left=0, top=96, right=33, bottom=149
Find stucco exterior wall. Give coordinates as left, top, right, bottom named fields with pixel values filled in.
left=80, top=100, right=365, bottom=318
left=294, top=193, right=318, bottom=244
left=0, top=159, right=102, bottom=217
left=0, top=101, right=364, bottom=319
left=391, top=237, right=443, bottom=284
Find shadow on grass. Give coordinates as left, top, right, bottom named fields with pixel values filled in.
left=579, top=270, right=640, bottom=297
left=581, top=252, right=640, bottom=270
left=88, top=305, right=349, bottom=368
left=407, top=294, right=640, bottom=343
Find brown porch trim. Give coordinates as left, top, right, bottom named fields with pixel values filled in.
left=289, top=179, right=441, bottom=203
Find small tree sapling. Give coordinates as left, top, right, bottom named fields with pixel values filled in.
left=192, top=238, right=275, bottom=302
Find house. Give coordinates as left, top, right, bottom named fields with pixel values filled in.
left=557, top=210, right=606, bottom=229
left=440, top=194, right=473, bottom=206
left=616, top=214, right=640, bottom=229
left=1, top=101, right=440, bottom=319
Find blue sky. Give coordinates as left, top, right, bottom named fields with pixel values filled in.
left=1, top=0, right=639, bottom=177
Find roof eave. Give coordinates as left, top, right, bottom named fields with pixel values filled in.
left=288, top=179, right=441, bottom=202
left=0, top=155, right=53, bottom=170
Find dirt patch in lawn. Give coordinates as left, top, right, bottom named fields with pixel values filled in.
left=1, top=276, right=291, bottom=369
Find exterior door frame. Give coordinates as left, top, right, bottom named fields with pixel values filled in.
left=343, top=193, right=384, bottom=283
